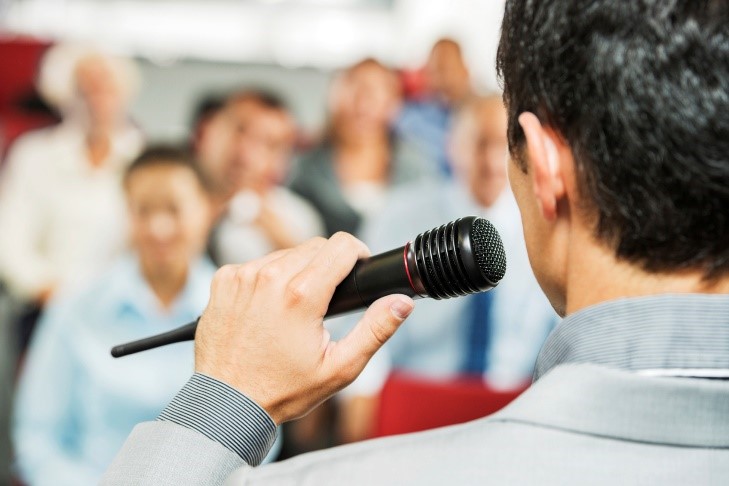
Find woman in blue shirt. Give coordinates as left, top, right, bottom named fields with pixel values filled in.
left=12, top=146, right=217, bottom=485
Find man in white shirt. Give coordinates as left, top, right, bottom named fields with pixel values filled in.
left=0, top=45, right=143, bottom=305
left=210, top=91, right=323, bottom=265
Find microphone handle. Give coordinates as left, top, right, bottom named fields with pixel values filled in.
left=111, top=245, right=425, bottom=358
left=110, top=321, right=198, bottom=358
left=327, top=245, right=423, bottom=316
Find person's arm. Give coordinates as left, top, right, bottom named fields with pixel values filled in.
left=254, top=199, right=305, bottom=250
left=103, top=234, right=414, bottom=484
left=13, top=305, right=99, bottom=485
left=0, top=140, right=56, bottom=300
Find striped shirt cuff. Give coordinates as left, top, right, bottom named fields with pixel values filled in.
left=158, top=373, right=277, bottom=466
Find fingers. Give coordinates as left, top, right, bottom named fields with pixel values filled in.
left=207, top=248, right=288, bottom=308
left=253, top=236, right=328, bottom=295
left=327, top=294, right=414, bottom=385
left=209, top=236, right=330, bottom=306
left=285, top=232, right=371, bottom=315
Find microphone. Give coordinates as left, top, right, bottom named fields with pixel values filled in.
left=111, top=216, right=506, bottom=358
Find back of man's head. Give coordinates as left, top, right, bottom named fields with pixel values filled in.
left=497, top=0, right=729, bottom=277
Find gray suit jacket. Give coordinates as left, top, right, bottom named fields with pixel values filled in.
left=103, top=363, right=729, bottom=485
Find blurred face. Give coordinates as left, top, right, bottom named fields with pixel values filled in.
left=195, top=109, right=234, bottom=195
left=426, top=41, right=470, bottom=106
left=452, top=99, right=509, bottom=207
left=331, top=62, right=400, bottom=141
left=225, top=100, right=294, bottom=193
left=74, top=55, right=126, bottom=129
left=125, top=164, right=211, bottom=278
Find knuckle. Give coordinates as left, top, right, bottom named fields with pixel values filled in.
left=368, top=318, right=390, bottom=347
left=234, top=265, right=254, bottom=285
left=214, top=264, right=237, bottom=284
left=284, top=280, right=308, bottom=306
left=331, top=231, right=367, bottom=254
left=257, top=263, right=281, bottom=284
left=331, top=231, right=355, bottom=245
left=309, top=236, right=327, bottom=247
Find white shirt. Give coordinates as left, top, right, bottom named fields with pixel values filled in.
left=214, top=187, right=325, bottom=264
left=0, top=122, right=143, bottom=299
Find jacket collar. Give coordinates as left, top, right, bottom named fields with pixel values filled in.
left=494, top=363, right=729, bottom=448
left=534, top=294, right=729, bottom=380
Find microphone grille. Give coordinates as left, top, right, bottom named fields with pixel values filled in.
left=471, top=217, right=507, bottom=284
left=412, top=216, right=506, bottom=299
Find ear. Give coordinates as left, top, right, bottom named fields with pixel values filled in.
left=518, top=112, right=567, bottom=221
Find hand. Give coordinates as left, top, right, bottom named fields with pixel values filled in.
left=254, top=198, right=300, bottom=250
left=195, top=233, right=415, bottom=424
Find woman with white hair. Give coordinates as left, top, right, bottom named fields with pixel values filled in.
left=0, top=44, right=144, bottom=342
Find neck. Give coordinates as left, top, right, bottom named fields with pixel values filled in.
left=85, top=129, right=113, bottom=168
left=337, top=129, right=389, bottom=150
left=141, top=261, right=189, bottom=310
left=565, top=224, right=729, bottom=315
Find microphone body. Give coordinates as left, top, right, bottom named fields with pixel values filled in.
left=328, top=216, right=505, bottom=315
left=326, top=246, right=415, bottom=317
left=111, top=216, right=506, bottom=358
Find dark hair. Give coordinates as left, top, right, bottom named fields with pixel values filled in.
left=497, top=0, right=729, bottom=277
left=124, top=145, right=211, bottom=192
left=190, top=94, right=226, bottom=131
left=227, top=89, right=289, bottom=112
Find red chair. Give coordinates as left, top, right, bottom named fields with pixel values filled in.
left=373, top=372, right=528, bottom=438
left=0, top=36, right=51, bottom=109
left=0, top=37, right=56, bottom=159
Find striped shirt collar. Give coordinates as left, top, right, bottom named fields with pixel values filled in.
left=533, top=294, right=729, bottom=381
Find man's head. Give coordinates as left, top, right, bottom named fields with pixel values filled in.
left=426, top=38, right=471, bottom=106
left=220, top=91, right=295, bottom=196
left=73, top=54, right=126, bottom=130
left=37, top=44, right=139, bottom=129
left=124, top=146, right=212, bottom=280
left=190, top=95, right=231, bottom=197
left=224, top=90, right=295, bottom=194
left=497, top=1, right=729, bottom=314
left=329, top=59, right=402, bottom=143
left=449, top=94, right=509, bottom=208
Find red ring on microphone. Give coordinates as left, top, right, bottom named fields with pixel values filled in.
left=403, top=242, right=417, bottom=292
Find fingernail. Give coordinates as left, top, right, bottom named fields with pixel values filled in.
left=390, top=299, right=414, bottom=319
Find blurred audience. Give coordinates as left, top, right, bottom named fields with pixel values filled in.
left=335, top=95, right=558, bottom=443
left=209, top=91, right=324, bottom=265
left=396, top=38, right=473, bottom=176
left=290, top=58, right=434, bottom=237
left=0, top=44, right=143, bottom=347
left=188, top=94, right=231, bottom=208
left=12, top=147, right=216, bottom=485
left=0, top=34, right=526, bottom=469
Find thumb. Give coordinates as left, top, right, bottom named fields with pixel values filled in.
left=328, top=294, right=414, bottom=383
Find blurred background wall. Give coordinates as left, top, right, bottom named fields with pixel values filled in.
left=1, top=0, right=505, bottom=140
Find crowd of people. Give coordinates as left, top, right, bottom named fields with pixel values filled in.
left=0, top=38, right=557, bottom=484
